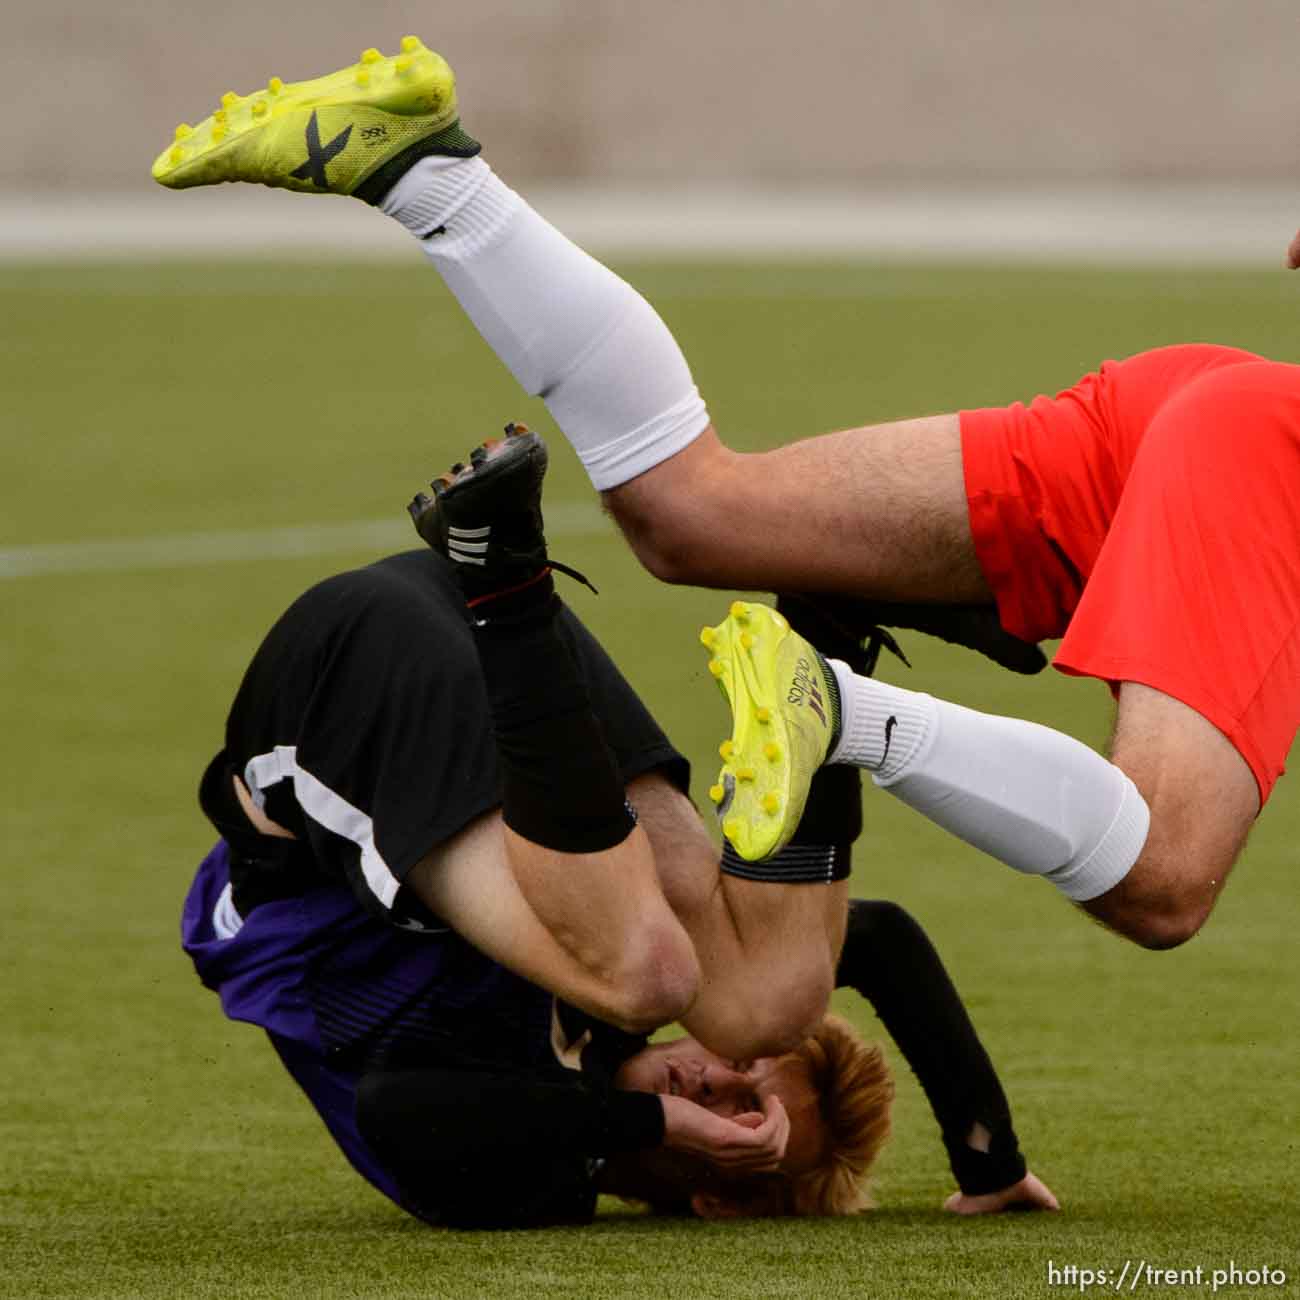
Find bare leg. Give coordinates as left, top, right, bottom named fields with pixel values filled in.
left=408, top=774, right=844, bottom=1059
left=827, top=662, right=1257, bottom=948
left=406, top=811, right=697, bottom=1034
left=631, top=773, right=845, bottom=1060
left=606, top=418, right=990, bottom=601
left=1083, top=683, right=1259, bottom=948
left=385, top=163, right=986, bottom=602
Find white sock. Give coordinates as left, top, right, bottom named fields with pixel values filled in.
left=826, top=661, right=1149, bottom=902
left=381, top=156, right=710, bottom=490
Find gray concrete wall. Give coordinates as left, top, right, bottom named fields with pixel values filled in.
left=6, top=0, right=1296, bottom=190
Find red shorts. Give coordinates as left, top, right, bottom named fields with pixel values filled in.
left=961, top=344, right=1300, bottom=803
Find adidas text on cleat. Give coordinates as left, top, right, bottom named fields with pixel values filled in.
left=701, top=601, right=839, bottom=862
left=151, top=35, right=479, bottom=199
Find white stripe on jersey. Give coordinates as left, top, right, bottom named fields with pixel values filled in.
left=242, top=745, right=402, bottom=910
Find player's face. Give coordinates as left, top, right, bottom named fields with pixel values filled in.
left=615, top=1035, right=823, bottom=1172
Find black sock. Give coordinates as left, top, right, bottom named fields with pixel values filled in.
left=473, top=601, right=635, bottom=854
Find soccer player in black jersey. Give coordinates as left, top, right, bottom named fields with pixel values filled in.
left=183, top=426, right=1056, bottom=1226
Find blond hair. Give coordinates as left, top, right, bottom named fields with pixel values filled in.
left=783, top=1013, right=894, bottom=1214
left=616, top=1014, right=894, bottom=1219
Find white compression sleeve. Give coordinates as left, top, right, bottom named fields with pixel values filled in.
left=381, top=156, right=710, bottom=490
left=826, top=662, right=1150, bottom=902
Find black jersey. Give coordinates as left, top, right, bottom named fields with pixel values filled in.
left=200, top=550, right=688, bottom=927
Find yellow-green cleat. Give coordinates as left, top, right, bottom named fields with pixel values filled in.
left=700, top=600, right=840, bottom=861
left=151, top=35, right=479, bottom=199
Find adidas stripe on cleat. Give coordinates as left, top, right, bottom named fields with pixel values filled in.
left=701, top=601, right=840, bottom=862
left=408, top=423, right=595, bottom=610
left=151, top=35, right=479, bottom=198
left=408, top=423, right=549, bottom=589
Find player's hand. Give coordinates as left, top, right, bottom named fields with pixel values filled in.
left=943, top=1171, right=1060, bottom=1215
left=1287, top=228, right=1300, bottom=269
left=659, top=1093, right=789, bottom=1173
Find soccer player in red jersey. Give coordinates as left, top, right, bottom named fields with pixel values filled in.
left=366, top=160, right=1298, bottom=953
left=154, top=41, right=1299, bottom=952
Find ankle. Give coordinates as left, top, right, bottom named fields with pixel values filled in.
left=463, top=567, right=556, bottom=627
left=356, top=128, right=483, bottom=210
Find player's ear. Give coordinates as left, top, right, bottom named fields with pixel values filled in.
left=690, top=1191, right=747, bottom=1219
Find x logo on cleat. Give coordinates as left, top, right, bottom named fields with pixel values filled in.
left=290, top=110, right=353, bottom=187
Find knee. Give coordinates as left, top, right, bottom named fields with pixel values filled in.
left=604, top=489, right=705, bottom=586
left=601, top=436, right=736, bottom=586
left=1108, top=891, right=1215, bottom=951
left=707, top=961, right=834, bottom=1061
left=600, top=924, right=701, bottom=1033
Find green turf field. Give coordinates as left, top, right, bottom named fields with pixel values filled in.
left=4, top=258, right=1298, bottom=1300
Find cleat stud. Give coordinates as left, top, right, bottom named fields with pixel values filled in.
left=723, top=817, right=742, bottom=841
left=173, top=123, right=193, bottom=140
left=221, top=91, right=240, bottom=108
left=168, top=145, right=183, bottom=165
left=213, top=109, right=227, bottom=125
left=267, top=76, right=284, bottom=93
left=737, top=767, right=755, bottom=783
left=762, top=793, right=781, bottom=816
left=755, top=707, right=772, bottom=724
left=740, top=631, right=755, bottom=650
left=395, top=55, right=413, bottom=75
left=355, top=68, right=371, bottom=87
left=211, top=124, right=226, bottom=142
left=763, top=742, right=781, bottom=762
left=251, top=100, right=268, bottom=118
left=699, top=627, right=716, bottom=648
left=708, top=658, right=725, bottom=678
left=719, top=740, right=735, bottom=761
left=400, top=34, right=421, bottom=52
left=360, top=47, right=382, bottom=64
left=730, top=600, right=751, bottom=623
left=708, top=784, right=725, bottom=805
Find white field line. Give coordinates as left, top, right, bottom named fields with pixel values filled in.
left=0, top=502, right=611, bottom=581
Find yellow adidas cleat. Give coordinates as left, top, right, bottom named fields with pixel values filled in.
left=151, top=35, right=479, bottom=198
left=700, top=600, right=839, bottom=862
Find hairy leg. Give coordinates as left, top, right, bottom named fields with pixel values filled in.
left=1083, top=682, right=1259, bottom=948
left=606, top=418, right=990, bottom=601
left=383, top=161, right=986, bottom=603
left=408, top=776, right=843, bottom=1058
left=630, top=773, right=846, bottom=1059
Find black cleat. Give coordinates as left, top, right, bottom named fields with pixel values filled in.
left=774, top=592, right=1046, bottom=676
left=409, top=423, right=594, bottom=605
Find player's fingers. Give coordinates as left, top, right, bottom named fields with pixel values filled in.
left=743, top=1095, right=789, bottom=1167
left=1287, top=228, right=1300, bottom=269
